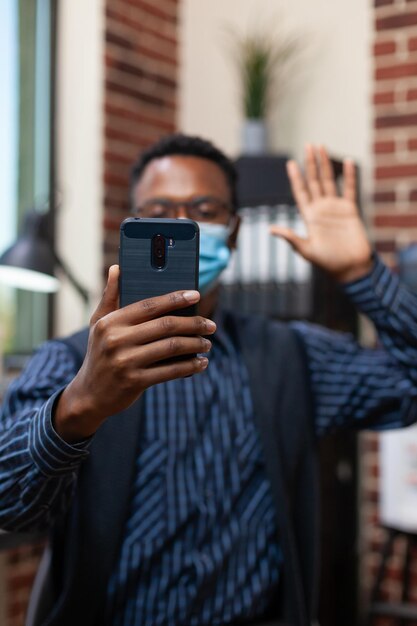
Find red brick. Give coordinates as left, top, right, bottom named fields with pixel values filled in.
left=409, top=139, right=417, bottom=151
left=376, top=12, right=417, bottom=31
left=375, top=240, right=397, bottom=253
left=361, top=435, right=380, bottom=452
left=106, top=140, right=144, bottom=164
left=7, top=600, right=26, bottom=619
left=105, top=19, right=177, bottom=66
left=106, top=120, right=172, bottom=147
left=375, top=213, right=417, bottom=227
left=368, top=539, right=386, bottom=555
left=375, top=112, right=417, bottom=129
left=105, top=55, right=176, bottom=89
left=105, top=79, right=176, bottom=110
left=116, top=0, right=177, bottom=23
left=374, top=140, right=396, bottom=154
left=106, top=47, right=175, bottom=88
left=106, top=2, right=178, bottom=45
left=373, top=190, right=396, bottom=203
left=410, top=189, right=417, bottom=201
left=105, top=183, right=134, bottom=201
left=373, top=90, right=395, bottom=105
left=105, top=163, right=131, bottom=188
left=376, top=163, right=417, bottom=179
left=376, top=62, right=417, bottom=81
left=106, top=6, right=177, bottom=45
left=104, top=170, right=129, bottom=188
left=375, top=0, right=394, bottom=5
left=104, top=200, right=131, bottom=215
left=105, top=59, right=175, bottom=94
left=384, top=565, right=408, bottom=583
left=105, top=29, right=134, bottom=51
left=104, top=214, right=125, bottom=231
left=104, top=149, right=134, bottom=167
left=374, top=40, right=396, bottom=55
left=105, top=104, right=176, bottom=133
left=7, top=572, right=36, bottom=590
left=407, top=88, right=417, bottom=101
left=105, top=125, right=164, bottom=149
left=104, top=204, right=130, bottom=220
left=105, top=32, right=177, bottom=67
left=106, top=89, right=176, bottom=121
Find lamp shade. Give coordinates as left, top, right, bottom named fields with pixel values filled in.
left=0, top=212, right=60, bottom=293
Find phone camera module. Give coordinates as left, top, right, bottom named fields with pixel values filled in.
left=152, top=234, right=166, bottom=269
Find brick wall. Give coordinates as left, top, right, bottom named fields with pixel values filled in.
left=373, top=0, right=417, bottom=261
left=361, top=0, right=417, bottom=619
left=3, top=542, right=45, bottom=626
left=3, top=2, right=179, bottom=625
left=103, top=0, right=178, bottom=269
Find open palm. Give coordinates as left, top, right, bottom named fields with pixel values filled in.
left=270, top=145, right=373, bottom=283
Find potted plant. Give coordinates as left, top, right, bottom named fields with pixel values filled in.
left=235, top=31, right=298, bottom=154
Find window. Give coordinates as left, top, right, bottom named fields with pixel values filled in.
left=0, top=0, right=56, bottom=352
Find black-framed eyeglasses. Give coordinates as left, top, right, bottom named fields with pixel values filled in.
left=134, top=195, right=233, bottom=223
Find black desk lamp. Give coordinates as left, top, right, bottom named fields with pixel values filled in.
left=0, top=210, right=89, bottom=303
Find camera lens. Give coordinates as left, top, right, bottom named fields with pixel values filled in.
left=152, top=234, right=166, bottom=268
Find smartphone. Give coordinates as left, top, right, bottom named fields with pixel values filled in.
left=119, top=218, right=199, bottom=315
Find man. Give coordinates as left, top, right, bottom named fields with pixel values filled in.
left=1, top=134, right=417, bottom=626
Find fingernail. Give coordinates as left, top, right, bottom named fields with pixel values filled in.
left=183, top=290, right=200, bottom=302
left=198, top=357, right=209, bottom=369
left=205, top=319, right=216, bottom=332
left=203, top=339, right=212, bottom=351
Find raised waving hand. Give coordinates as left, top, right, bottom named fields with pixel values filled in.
left=270, top=144, right=373, bottom=283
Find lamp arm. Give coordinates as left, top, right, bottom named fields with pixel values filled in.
left=51, top=249, right=90, bottom=304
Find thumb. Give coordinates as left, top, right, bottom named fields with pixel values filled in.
left=269, top=226, right=309, bottom=258
left=90, top=265, right=120, bottom=325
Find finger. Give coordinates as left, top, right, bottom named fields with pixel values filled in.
left=134, top=335, right=212, bottom=367
left=129, top=315, right=216, bottom=346
left=343, top=159, right=357, bottom=204
left=270, top=226, right=309, bottom=258
left=141, top=356, right=209, bottom=386
left=318, top=146, right=337, bottom=197
left=304, top=144, right=323, bottom=200
left=287, top=160, right=311, bottom=211
left=90, top=265, right=119, bottom=325
left=120, top=290, right=201, bottom=325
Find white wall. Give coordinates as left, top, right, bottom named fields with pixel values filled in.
left=55, top=0, right=104, bottom=336
left=179, top=0, right=372, bottom=200
left=54, top=0, right=373, bottom=336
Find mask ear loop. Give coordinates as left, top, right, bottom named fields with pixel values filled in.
left=225, top=213, right=240, bottom=252
left=227, top=213, right=239, bottom=235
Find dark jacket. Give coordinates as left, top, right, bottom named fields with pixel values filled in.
left=26, top=311, right=318, bottom=626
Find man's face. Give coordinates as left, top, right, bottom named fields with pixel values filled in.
left=131, top=155, right=240, bottom=314
left=132, top=155, right=235, bottom=229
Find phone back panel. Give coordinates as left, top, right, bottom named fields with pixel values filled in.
left=119, top=218, right=199, bottom=313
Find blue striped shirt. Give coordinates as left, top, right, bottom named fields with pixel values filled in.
left=1, top=257, right=417, bottom=625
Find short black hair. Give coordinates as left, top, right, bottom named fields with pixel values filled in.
left=130, top=133, right=238, bottom=209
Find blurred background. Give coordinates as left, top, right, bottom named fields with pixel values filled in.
left=0, top=0, right=415, bottom=624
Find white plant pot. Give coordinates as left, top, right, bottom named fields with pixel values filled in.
left=242, top=119, right=268, bottom=155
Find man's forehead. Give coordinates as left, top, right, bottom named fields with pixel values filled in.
left=133, top=155, right=230, bottom=201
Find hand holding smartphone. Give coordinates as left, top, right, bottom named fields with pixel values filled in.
left=53, top=221, right=212, bottom=443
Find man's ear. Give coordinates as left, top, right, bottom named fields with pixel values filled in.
left=227, top=214, right=241, bottom=250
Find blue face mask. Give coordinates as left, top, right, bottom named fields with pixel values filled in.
left=198, top=222, right=231, bottom=295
